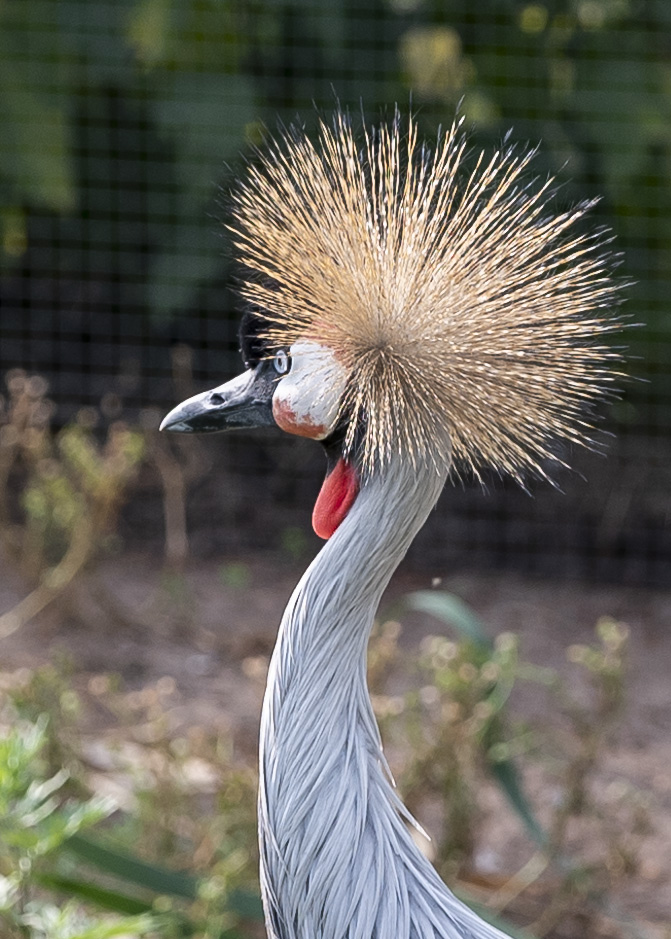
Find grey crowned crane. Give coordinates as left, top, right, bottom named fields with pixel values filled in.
left=161, top=111, right=620, bottom=939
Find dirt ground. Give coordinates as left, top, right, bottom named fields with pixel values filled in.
left=1, top=551, right=670, bottom=938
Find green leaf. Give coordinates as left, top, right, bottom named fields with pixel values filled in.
left=405, top=591, right=492, bottom=650
left=20, top=901, right=157, bottom=939
left=65, top=833, right=198, bottom=899
left=0, top=873, right=20, bottom=912
left=487, top=750, right=547, bottom=848
left=72, top=913, right=158, bottom=939
left=35, top=873, right=152, bottom=916
left=227, top=887, right=264, bottom=920
left=405, top=591, right=549, bottom=847
left=24, top=768, right=71, bottom=810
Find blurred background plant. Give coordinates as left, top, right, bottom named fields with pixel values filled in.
left=0, top=705, right=155, bottom=939
left=0, top=370, right=144, bottom=639
left=0, top=598, right=643, bottom=939
left=370, top=597, right=643, bottom=937
left=1, top=0, right=668, bottom=581
left=1, top=664, right=264, bottom=938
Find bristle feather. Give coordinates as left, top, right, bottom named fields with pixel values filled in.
left=228, top=111, right=623, bottom=479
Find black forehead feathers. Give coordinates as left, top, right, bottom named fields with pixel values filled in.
left=239, top=309, right=271, bottom=367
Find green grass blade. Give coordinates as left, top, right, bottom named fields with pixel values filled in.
left=65, top=833, right=198, bottom=899
left=35, top=872, right=153, bottom=915
left=406, top=590, right=550, bottom=847
left=69, top=913, right=157, bottom=939
left=405, top=591, right=492, bottom=650
left=228, top=887, right=264, bottom=920
left=488, top=757, right=548, bottom=848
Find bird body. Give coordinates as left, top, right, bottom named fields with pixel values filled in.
left=161, top=109, right=622, bottom=939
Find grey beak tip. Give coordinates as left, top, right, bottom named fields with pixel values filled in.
left=159, top=409, right=193, bottom=433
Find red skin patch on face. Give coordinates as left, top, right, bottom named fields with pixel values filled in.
left=312, top=458, right=359, bottom=540
left=272, top=397, right=327, bottom=439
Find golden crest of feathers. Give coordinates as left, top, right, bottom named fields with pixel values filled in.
left=229, top=110, right=621, bottom=480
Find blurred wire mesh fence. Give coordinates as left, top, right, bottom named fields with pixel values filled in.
left=1, top=0, right=669, bottom=584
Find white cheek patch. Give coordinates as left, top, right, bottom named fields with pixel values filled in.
left=272, top=341, right=349, bottom=440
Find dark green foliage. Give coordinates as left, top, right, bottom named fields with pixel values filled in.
left=0, top=0, right=668, bottom=399
left=0, top=598, right=643, bottom=938
left=371, top=593, right=639, bottom=936
left=0, top=670, right=264, bottom=937
left=0, top=371, right=144, bottom=638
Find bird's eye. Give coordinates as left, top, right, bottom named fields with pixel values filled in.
left=273, top=349, right=290, bottom=375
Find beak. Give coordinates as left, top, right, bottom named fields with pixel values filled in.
left=160, top=366, right=276, bottom=434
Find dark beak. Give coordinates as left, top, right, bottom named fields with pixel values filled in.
left=159, top=365, right=276, bottom=434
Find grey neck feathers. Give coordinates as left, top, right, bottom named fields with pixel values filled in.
left=258, top=453, right=509, bottom=939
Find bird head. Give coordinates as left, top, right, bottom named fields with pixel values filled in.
left=160, top=110, right=623, bottom=540
left=161, top=321, right=357, bottom=538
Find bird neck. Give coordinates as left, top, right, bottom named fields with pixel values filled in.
left=258, top=453, right=449, bottom=936
left=263, top=454, right=448, bottom=725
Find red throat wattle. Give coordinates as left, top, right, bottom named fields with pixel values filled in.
left=312, top=458, right=359, bottom=540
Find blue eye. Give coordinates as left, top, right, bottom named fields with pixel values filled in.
left=273, top=349, right=290, bottom=375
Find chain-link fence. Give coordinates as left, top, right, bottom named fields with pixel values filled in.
left=1, top=1, right=669, bottom=584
